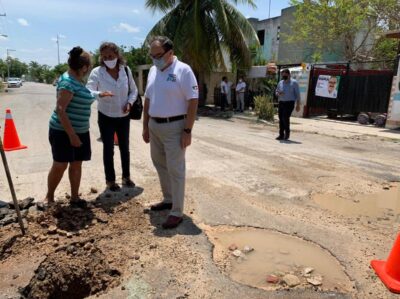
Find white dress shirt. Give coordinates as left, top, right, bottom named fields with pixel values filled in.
left=87, top=65, right=138, bottom=118
left=144, top=57, right=198, bottom=118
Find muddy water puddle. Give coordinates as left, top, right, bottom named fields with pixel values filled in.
left=208, top=227, right=352, bottom=292
left=314, top=185, right=399, bottom=218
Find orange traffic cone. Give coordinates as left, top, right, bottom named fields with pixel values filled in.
left=114, top=133, right=119, bottom=146
left=3, top=109, right=27, bottom=151
left=371, top=234, right=400, bottom=293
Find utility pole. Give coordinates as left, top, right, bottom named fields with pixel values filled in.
left=6, top=49, right=16, bottom=79
left=56, top=34, right=60, bottom=65
left=268, top=0, right=271, bottom=19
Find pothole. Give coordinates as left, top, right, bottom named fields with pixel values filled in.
left=21, top=240, right=121, bottom=299
left=207, top=226, right=353, bottom=293
left=313, top=184, right=399, bottom=218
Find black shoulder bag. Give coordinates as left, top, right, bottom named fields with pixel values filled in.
left=124, top=66, right=143, bottom=120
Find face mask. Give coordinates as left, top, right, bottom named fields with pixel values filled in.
left=282, top=75, right=289, bottom=80
left=152, top=57, right=167, bottom=70
left=104, top=58, right=118, bottom=69
left=239, top=79, right=242, bottom=83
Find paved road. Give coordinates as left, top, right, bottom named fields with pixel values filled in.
left=1, top=82, right=400, bottom=298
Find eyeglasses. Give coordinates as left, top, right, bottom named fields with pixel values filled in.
left=149, top=50, right=170, bottom=60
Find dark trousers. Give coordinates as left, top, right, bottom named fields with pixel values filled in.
left=278, top=101, right=295, bottom=137
left=98, top=112, right=130, bottom=182
left=221, top=94, right=227, bottom=111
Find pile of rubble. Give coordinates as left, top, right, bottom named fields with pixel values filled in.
left=0, top=198, right=45, bottom=227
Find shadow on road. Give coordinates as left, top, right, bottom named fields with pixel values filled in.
left=279, top=140, right=302, bottom=144
left=147, top=211, right=202, bottom=238
left=95, top=186, right=144, bottom=214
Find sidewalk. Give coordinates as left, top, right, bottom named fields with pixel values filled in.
left=232, top=112, right=400, bottom=141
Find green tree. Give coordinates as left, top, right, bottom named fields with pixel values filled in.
left=53, top=63, right=68, bottom=76
left=7, top=58, right=28, bottom=77
left=145, top=0, right=259, bottom=76
left=288, top=0, right=400, bottom=61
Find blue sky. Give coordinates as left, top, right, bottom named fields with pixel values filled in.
left=0, top=0, right=291, bottom=66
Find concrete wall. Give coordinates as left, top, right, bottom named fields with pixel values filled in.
left=248, top=17, right=280, bottom=62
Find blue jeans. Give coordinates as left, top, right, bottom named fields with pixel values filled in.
left=98, top=112, right=130, bottom=182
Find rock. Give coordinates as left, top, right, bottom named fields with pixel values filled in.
left=39, top=235, right=48, bottom=242
left=228, top=244, right=238, bottom=251
left=90, top=187, right=98, bottom=194
left=66, top=245, right=75, bottom=254
left=149, top=244, right=157, bottom=249
left=243, top=245, right=254, bottom=253
left=133, top=255, right=140, bottom=260
left=0, top=200, right=9, bottom=208
left=96, top=215, right=108, bottom=224
left=12, top=274, right=19, bottom=279
left=383, top=186, right=390, bottom=190
left=20, top=197, right=35, bottom=209
left=28, top=205, right=38, bottom=213
left=283, top=274, right=301, bottom=287
left=36, top=268, right=47, bottom=281
left=232, top=250, right=243, bottom=257
left=266, top=275, right=280, bottom=284
left=32, top=233, right=39, bottom=240
left=65, top=193, right=71, bottom=199
left=0, top=207, right=11, bottom=217
left=47, top=225, right=57, bottom=234
left=84, top=243, right=92, bottom=250
left=36, top=202, right=46, bottom=211
left=307, top=276, right=323, bottom=286
left=53, top=241, right=59, bottom=247
left=57, top=229, right=67, bottom=236
left=66, top=232, right=73, bottom=238
left=303, top=267, right=314, bottom=276
left=1, top=214, right=17, bottom=226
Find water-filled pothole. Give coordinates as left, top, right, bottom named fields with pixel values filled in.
left=21, top=240, right=120, bottom=299
left=207, top=226, right=353, bottom=293
left=314, top=184, right=399, bottom=218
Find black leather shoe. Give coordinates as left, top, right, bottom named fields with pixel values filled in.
left=276, top=135, right=284, bottom=140
left=284, top=134, right=290, bottom=140
left=150, top=202, right=173, bottom=211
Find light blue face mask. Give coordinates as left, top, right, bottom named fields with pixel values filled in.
left=152, top=57, right=167, bottom=70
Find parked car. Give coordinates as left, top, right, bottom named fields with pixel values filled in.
left=7, top=77, right=22, bottom=88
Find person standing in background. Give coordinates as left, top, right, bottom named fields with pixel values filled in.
left=275, top=69, right=300, bottom=140
left=235, top=77, right=246, bottom=113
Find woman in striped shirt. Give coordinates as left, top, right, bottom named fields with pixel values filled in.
left=45, top=46, right=112, bottom=206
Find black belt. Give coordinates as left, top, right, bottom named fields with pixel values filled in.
left=152, top=115, right=186, bottom=123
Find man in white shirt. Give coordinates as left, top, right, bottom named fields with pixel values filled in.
left=143, top=36, right=199, bottom=229
left=220, top=77, right=228, bottom=111
left=235, top=77, right=246, bottom=112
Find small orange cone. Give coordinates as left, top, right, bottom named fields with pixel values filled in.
left=371, top=234, right=400, bottom=293
left=3, top=109, right=27, bottom=151
left=114, top=133, right=119, bottom=146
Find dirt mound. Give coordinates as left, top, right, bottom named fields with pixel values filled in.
left=21, top=240, right=120, bottom=299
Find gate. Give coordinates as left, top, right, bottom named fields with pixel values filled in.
left=306, top=61, right=395, bottom=117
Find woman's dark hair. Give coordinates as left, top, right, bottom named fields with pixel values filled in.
left=68, top=46, right=91, bottom=71
left=149, top=36, right=173, bottom=52
left=99, top=42, right=125, bottom=67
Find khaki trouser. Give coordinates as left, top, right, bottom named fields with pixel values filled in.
left=149, top=118, right=186, bottom=217
left=237, top=92, right=245, bottom=111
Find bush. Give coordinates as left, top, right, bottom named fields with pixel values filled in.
left=254, top=95, right=275, bottom=122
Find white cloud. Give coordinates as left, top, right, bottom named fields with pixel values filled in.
left=111, top=22, right=140, bottom=33
left=17, top=18, right=29, bottom=26
left=0, top=35, right=8, bottom=41
left=132, top=9, right=140, bottom=14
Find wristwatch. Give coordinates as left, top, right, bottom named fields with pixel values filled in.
left=183, top=128, right=192, bottom=134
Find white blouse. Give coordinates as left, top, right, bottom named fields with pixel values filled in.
left=87, top=65, right=138, bottom=118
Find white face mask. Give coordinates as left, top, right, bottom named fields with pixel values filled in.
left=104, top=58, right=118, bottom=69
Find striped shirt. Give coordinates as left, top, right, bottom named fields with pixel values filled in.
left=49, top=72, right=95, bottom=133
